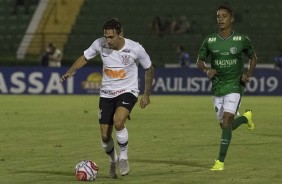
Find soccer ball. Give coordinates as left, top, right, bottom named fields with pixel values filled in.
left=75, top=160, right=99, bottom=181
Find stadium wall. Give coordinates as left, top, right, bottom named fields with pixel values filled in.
left=0, top=67, right=281, bottom=95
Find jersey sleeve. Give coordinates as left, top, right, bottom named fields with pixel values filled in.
left=198, top=37, right=209, bottom=61
left=242, top=36, right=255, bottom=58
left=136, top=44, right=152, bottom=69
left=84, top=39, right=101, bottom=60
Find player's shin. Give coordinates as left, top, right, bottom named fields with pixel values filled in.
left=218, top=127, right=232, bottom=162
left=232, top=116, right=248, bottom=130
left=101, top=137, right=118, bottom=163
left=116, top=127, right=128, bottom=160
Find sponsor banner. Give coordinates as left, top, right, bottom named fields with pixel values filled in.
left=0, top=67, right=281, bottom=95
left=150, top=68, right=282, bottom=95
left=0, top=67, right=74, bottom=94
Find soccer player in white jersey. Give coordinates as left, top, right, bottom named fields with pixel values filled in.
left=60, top=18, right=154, bottom=178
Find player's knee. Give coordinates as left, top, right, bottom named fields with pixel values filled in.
left=221, top=123, right=232, bottom=129
left=114, top=122, right=125, bottom=131
left=113, top=116, right=126, bottom=130
left=114, top=120, right=125, bottom=131
left=101, top=134, right=111, bottom=143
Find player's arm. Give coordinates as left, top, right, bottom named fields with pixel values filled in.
left=140, top=65, right=154, bottom=109
left=241, top=53, right=257, bottom=83
left=197, top=37, right=217, bottom=78
left=197, top=58, right=217, bottom=78
left=60, top=55, right=88, bottom=83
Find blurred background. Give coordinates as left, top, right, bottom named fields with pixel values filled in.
left=0, top=0, right=281, bottom=67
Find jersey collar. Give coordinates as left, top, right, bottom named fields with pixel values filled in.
left=217, top=30, right=235, bottom=40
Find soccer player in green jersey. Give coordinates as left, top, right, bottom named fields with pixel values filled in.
left=197, top=5, right=257, bottom=171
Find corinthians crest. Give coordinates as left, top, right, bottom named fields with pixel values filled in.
left=121, top=55, right=131, bottom=65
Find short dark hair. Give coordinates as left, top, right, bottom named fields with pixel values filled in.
left=179, top=46, right=185, bottom=52
left=217, top=4, right=233, bottom=16
left=48, top=43, right=55, bottom=48
left=103, top=18, right=123, bottom=34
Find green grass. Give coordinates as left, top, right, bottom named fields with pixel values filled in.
left=0, top=95, right=282, bottom=184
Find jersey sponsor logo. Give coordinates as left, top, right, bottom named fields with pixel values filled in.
left=122, top=49, right=131, bottom=53
left=212, top=50, right=219, bottom=53
left=233, top=36, right=242, bottom=41
left=208, top=37, right=216, bottom=42
left=220, top=52, right=230, bottom=55
left=215, top=59, right=237, bottom=68
left=230, top=47, right=237, bottom=54
left=104, top=68, right=126, bottom=79
left=100, top=89, right=125, bottom=96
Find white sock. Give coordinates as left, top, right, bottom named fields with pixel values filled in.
left=116, top=127, right=128, bottom=160
left=101, top=137, right=118, bottom=163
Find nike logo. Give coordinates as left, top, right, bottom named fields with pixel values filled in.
left=122, top=101, right=130, bottom=105
left=213, top=50, right=219, bottom=52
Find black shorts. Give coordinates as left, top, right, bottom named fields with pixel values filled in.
left=98, top=93, right=138, bottom=125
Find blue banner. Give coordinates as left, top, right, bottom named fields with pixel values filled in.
left=151, top=68, right=282, bottom=96
left=0, top=67, right=281, bottom=95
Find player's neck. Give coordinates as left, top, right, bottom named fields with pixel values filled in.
left=116, top=38, right=125, bottom=51
left=218, top=28, right=233, bottom=39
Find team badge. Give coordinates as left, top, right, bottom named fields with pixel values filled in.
left=121, top=55, right=131, bottom=65
left=230, top=47, right=237, bottom=54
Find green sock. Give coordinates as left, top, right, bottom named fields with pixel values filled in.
left=232, top=116, right=248, bottom=130
left=218, top=127, right=232, bottom=162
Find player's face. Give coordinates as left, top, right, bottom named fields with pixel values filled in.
left=104, top=29, right=122, bottom=50
left=217, top=9, right=233, bottom=30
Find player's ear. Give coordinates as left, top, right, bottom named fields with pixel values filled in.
left=119, top=32, right=124, bottom=38
left=231, top=16, right=235, bottom=23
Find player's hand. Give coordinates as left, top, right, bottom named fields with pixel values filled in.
left=241, top=73, right=251, bottom=84
left=139, top=95, right=150, bottom=109
left=60, top=70, right=76, bottom=83
left=206, top=68, right=217, bottom=78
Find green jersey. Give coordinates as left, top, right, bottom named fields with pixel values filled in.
left=198, top=31, right=255, bottom=96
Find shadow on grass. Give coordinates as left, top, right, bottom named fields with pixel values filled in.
left=15, top=170, right=113, bottom=179
left=254, top=133, right=282, bottom=138
left=16, top=170, right=73, bottom=176
left=131, top=158, right=209, bottom=169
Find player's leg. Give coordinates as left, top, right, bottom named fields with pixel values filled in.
left=211, top=93, right=240, bottom=171
left=114, top=106, right=130, bottom=176
left=99, top=97, right=118, bottom=178
left=213, top=96, right=224, bottom=128
left=100, top=124, right=118, bottom=178
left=232, top=114, right=248, bottom=130
left=232, top=101, right=254, bottom=130
left=114, top=93, right=138, bottom=176
left=114, top=107, right=129, bottom=158
left=231, top=99, right=249, bottom=130
left=216, top=111, right=234, bottom=165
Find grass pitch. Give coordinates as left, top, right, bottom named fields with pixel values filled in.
left=0, top=95, right=281, bottom=184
